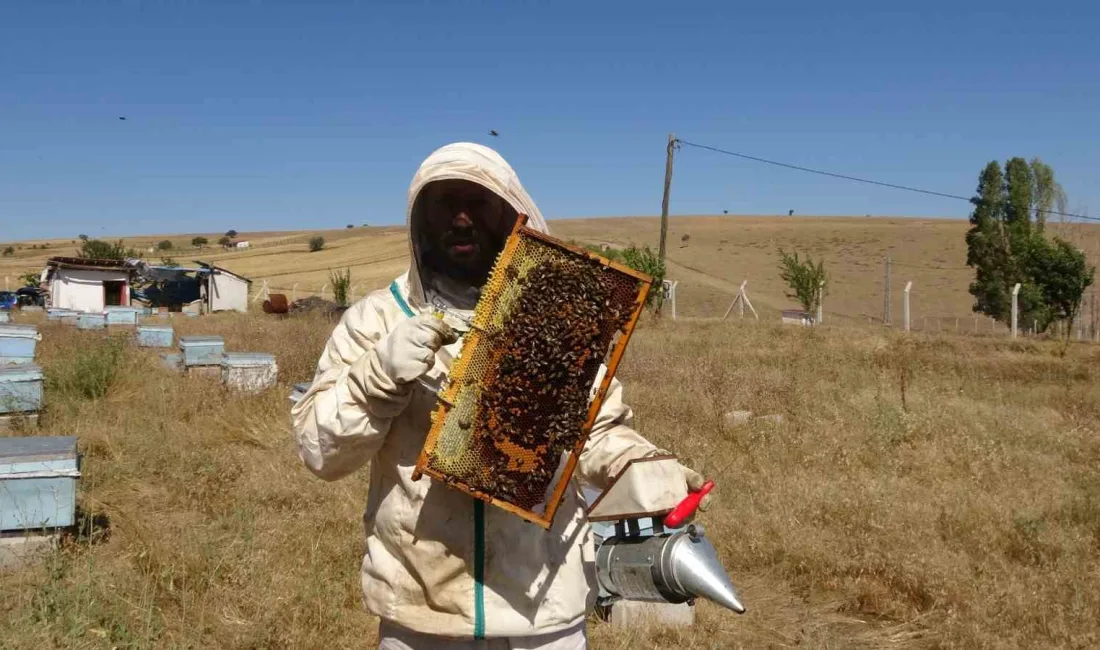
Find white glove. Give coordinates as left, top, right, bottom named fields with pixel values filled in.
left=680, top=463, right=712, bottom=512
left=646, top=448, right=713, bottom=512
left=375, top=314, right=457, bottom=385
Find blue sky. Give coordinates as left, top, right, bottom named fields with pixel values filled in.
left=1, top=1, right=1097, bottom=240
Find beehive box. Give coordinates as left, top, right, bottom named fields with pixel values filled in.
left=160, top=352, right=183, bottom=371
left=222, top=353, right=278, bottom=393
left=0, top=312, right=9, bottom=324
left=288, top=382, right=310, bottom=404
left=105, top=306, right=141, bottom=326
left=0, top=325, right=40, bottom=365
left=136, top=325, right=174, bottom=348
left=0, top=364, right=43, bottom=415
left=414, top=215, right=652, bottom=528
left=77, top=313, right=107, bottom=330
left=0, top=436, right=80, bottom=532
left=47, top=308, right=78, bottom=321
left=179, top=336, right=224, bottom=366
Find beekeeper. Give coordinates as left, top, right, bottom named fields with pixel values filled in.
left=291, top=142, right=711, bottom=649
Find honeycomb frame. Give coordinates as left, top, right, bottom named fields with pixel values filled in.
left=412, top=214, right=653, bottom=528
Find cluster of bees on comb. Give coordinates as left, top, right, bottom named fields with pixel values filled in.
left=464, top=255, right=635, bottom=508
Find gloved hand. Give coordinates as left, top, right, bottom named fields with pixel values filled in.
left=680, top=463, right=712, bottom=512
left=375, top=313, right=458, bottom=385
left=647, top=448, right=713, bottom=512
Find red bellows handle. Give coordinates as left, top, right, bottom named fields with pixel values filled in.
left=664, top=480, right=714, bottom=528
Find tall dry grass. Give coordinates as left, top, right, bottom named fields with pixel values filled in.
left=1, top=310, right=1098, bottom=648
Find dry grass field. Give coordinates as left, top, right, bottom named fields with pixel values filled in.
left=1, top=304, right=1098, bottom=648
left=5, top=216, right=1098, bottom=330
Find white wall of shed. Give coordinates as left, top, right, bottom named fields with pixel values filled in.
left=48, top=269, right=129, bottom=312
left=208, top=273, right=249, bottom=312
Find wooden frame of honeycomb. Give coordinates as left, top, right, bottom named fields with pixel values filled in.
left=412, top=214, right=653, bottom=528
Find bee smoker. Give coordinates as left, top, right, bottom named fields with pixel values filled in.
left=586, top=456, right=745, bottom=614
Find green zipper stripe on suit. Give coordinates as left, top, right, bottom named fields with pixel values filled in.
left=389, top=280, right=486, bottom=639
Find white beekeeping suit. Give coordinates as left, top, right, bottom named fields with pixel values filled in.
left=291, top=142, right=705, bottom=649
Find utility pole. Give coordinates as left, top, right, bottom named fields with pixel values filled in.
left=656, top=133, right=677, bottom=317
left=883, top=255, right=891, bottom=326
left=658, top=133, right=676, bottom=264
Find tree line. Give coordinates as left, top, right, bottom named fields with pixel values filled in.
left=965, top=157, right=1093, bottom=334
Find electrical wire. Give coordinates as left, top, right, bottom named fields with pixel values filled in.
left=676, top=139, right=1100, bottom=222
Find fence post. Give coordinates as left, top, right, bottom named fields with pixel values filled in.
left=291, top=283, right=299, bottom=303
left=1011, top=283, right=1021, bottom=338
left=903, top=281, right=912, bottom=332
left=321, top=284, right=328, bottom=301
left=816, top=281, right=824, bottom=325
left=662, top=280, right=678, bottom=320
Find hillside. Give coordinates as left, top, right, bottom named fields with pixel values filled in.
left=4, top=216, right=1098, bottom=329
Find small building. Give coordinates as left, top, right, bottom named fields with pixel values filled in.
left=235, top=240, right=251, bottom=249
left=44, top=257, right=137, bottom=313
left=195, top=263, right=251, bottom=313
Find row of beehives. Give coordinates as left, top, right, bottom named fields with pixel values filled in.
left=160, top=335, right=278, bottom=394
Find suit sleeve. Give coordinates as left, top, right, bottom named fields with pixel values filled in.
left=575, top=368, right=659, bottom=490
left=291, top=296, right=413, bottom=481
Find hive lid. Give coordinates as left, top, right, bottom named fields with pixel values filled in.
left=79, top=312, right=106, bottom=319
left=0, top=364, right=43, bottom=382
left=179, top=335, right=224, bottom=345
left=104, top=306, right=143, bottom=311
left=223, top=352, right=275, bottom=367
left=0, top=325, right=40, bottom=340
left=0, top=436, right=77, bottom=462
left=138, top=325, right=174, bottom=333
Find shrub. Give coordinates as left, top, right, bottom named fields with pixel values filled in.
left=346, top=224, right=354, bottom=229
left=778, top=248, right=828, bottom=319
left=192, top=236, right=208, bottom=248
left=2, top=246, right=13, bottom=257
left=620, top=245, right=666, bottom=307
left=218, top=236, right=232, bottom=246
left=309, top=236, right=325, bottom=253
left=79, top=239, right=137, bottom=260
left=157, top=240, right=173, bottom=251
left=225, top=229, right=238, bottom=238
left=329, top=268, right=352, bottom=307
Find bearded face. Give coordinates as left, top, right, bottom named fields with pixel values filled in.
left=417, top=179, right=517, bottom=286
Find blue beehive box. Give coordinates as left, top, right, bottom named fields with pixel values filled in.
left=0, top=325, right=40, bottom=365
left=77, top=313, right=107, bottom=330
left=179, top=336, right=224, bottom=366
left=0, top=364, right=43, bottom=414
left=47, top=308, right=78, bottom=321
left=0, top=436, right=79, bottom=532
left=136, top=325, right=174, bottom=348
left=105, top=306, right=141, bottom=326
left=160, top=352, right=183, bottom=371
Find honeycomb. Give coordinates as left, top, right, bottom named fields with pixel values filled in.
left=414, top=215, right=652, bottom=528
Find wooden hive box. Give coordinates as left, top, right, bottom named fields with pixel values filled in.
left=105, top=306, right=141, bottom=326
left=0, top=436, right=80, bottom=532
left=0, top=364, right=44, bottom=415
left=0, top=325, right=40, bottom=365
left=178, top=336, right=225, bottom=366
left=77, top=313, right=107, bottom=330
left=136, top=325, right=174, bottom=348
left=221, top=352, right=278, bottom=393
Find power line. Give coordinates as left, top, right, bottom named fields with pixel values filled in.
left=677, top=139, right=1100, bottom=222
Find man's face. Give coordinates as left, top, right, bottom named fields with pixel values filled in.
left=418, top=179, right=514, bottom=285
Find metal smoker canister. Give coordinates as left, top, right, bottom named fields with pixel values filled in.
left=595, top=524, right=745, bottom=613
